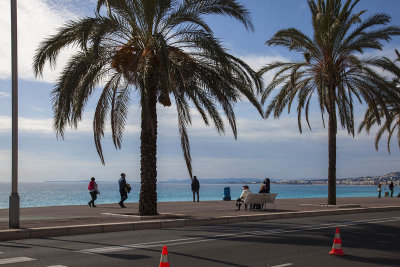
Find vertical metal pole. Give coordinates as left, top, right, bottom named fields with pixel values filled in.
left=9, top=0, right=19, bottom=229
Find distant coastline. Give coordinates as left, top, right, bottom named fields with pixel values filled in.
left=275, top=171, right=400, bottom=186
left=42, top=171, right=400, bottom=186
left=164, top=171, right=400, bottom=186
left=44, top=180, right=88, bottom=183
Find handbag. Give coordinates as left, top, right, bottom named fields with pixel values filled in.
left=125, top=184, right=131, bottom=193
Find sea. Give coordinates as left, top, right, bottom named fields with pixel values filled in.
left=0, top=182, right=391, bottom=209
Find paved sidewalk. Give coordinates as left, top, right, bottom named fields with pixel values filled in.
left=0, top=197, right=399, bottom=241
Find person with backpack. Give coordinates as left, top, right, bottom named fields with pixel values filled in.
left=118, top=173, right=130, bottom=208
left=191, top=176, right=200, bottom=202
left=88, top=177, right=100, bottom=207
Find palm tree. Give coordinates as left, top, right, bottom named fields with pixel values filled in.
left=33, top=0, right=263, bottom=215
left=359, top=100, right=400, bottom=153
left=259, top=0, right=400, bottom=205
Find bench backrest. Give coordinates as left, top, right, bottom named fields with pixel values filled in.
left=244, top=193, right=277, bottom=204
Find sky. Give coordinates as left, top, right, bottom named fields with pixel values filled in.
left=1, top=0, right=400, bottom=182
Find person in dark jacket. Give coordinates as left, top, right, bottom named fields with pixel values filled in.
left=389, top=181, right=394, bottom=197
left=118, top=173, right=128, bottom=208
left=258, top=184, right=268, bottom=193
left=191, top=176, right=200, bottom=202
left=263, top=178, right=271, bottom=193
left=378, top=183, right=382, bottom=198
left=251, top=184, right=268, bottom=209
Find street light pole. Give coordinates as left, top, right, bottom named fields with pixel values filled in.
left=9, top=0, right=19, bottom=229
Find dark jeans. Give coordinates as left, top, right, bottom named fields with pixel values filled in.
left=236, top=198, right=248, bottom=210
left=192, top=190, right=199, bottom=202
left=120, top=191, right=128, bottom=204
left=89, top=192, right=97, bottom=205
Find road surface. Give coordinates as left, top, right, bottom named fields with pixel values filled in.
left=0, top=211, right=399, bottom=266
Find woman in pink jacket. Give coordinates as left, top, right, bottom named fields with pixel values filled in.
left=88, top=177, right=100, bottom=207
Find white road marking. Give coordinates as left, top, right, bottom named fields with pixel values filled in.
left=77, top=216, right=400, bottom=254
left=0, top=257, right=36, bottom=265
left=271, top=263, right=293, bottom=267
left=47, top=265, right=68, bottom=267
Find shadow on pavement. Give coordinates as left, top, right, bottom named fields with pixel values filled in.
left=163, top=219, right=400, bottom=266
left=0, top=243, right=30, bottom=249
left=104, top=253, right=151, bottom=261
left=341, top=255, right=400, bottom=266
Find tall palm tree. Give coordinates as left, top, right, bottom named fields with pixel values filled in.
left=33, top=0, right=263, bottom=215
left=358, top=50, right=400, bottom=152
left=259, top=0, right=400, bottom=205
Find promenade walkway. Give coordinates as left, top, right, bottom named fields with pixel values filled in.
left=0, top=197, right=399, bottom=241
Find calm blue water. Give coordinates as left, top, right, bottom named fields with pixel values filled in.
left=0, top=182, right=390, bottom=209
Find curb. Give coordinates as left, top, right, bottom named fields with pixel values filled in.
left=1, top=206, right=399, bottom=241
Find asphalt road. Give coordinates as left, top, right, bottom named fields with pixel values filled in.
left=0, top=211, right=399, bottom=266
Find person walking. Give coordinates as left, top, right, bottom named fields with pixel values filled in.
left=378, top=183, right=382, bottom=198
left=191, top=176, right=200, bottom=202
left=118, top=173, right=128, bottom=208
left=389, top=181, right=394, bottom=197
left=88, top=177, right=100, bottom=207
left=263, top=178, right=271, bottom=193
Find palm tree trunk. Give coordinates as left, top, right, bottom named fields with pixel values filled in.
left=327, top=99, right=337, bottom=205
left=139, top=89, right=158, bottom=216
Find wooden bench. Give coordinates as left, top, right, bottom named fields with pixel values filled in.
left=243, top=193, right=277, bottom=210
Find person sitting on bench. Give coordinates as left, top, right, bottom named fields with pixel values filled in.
left=236, top=185, right=252, bottom=211
left=252, top=184, right=268, bottom=209
left=259, top=184, right=268, bottom=193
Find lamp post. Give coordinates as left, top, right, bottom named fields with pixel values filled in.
left=9, top=0, right=19, bottom=229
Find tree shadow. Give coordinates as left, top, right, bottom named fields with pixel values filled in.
left=0, top=243, right=30, bottom=249
left=341, top=254, right=400, bottom=266
left=103, top=253, right=151, bottom=261
left=162, top=219, right=400, bottom=266
left=168, top=250, right=249, bottom=267
left=128, top=247, right=249, bottom=267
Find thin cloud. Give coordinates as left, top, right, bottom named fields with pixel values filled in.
left=0, top=0, right=80, bottom=83
left=240, top=54, right=288, bottom=71
left=0, top=113, right=140, bottom=136
left=31, top=106, right=45, bottom=112
left=240, top=54, right=290, bottom=85
left=0, top=92, right=10, bottom=98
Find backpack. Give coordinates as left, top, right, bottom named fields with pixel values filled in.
left=88, top=181, right=95, bottom=190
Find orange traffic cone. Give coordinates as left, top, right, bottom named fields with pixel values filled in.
left=159, top=246, right=170, bottom=267
left=329, top=227, right=345, bottom=256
